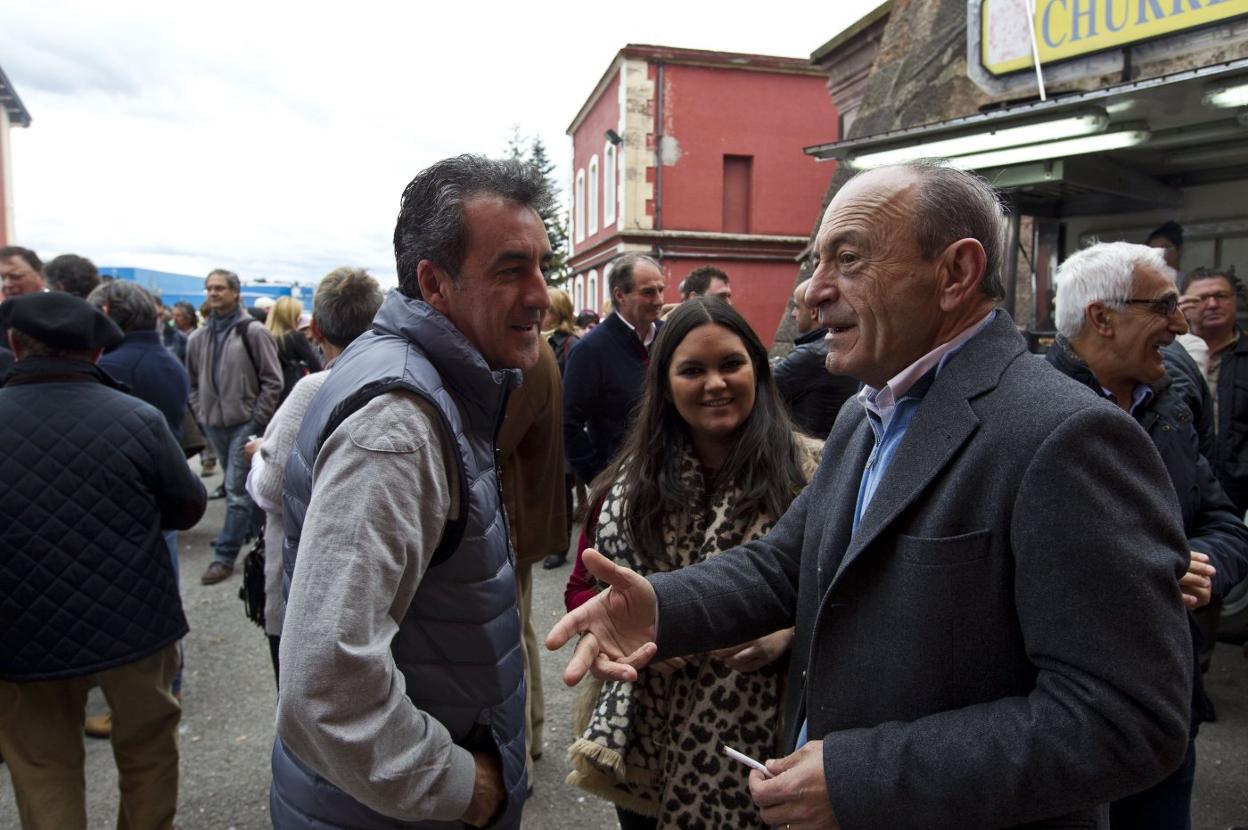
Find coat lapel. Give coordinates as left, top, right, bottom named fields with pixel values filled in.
left=826, top=312, right=1025, bottom=590
left=815, top=417, right=874, bottom=596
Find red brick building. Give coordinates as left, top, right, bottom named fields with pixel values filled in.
left=566, top=44, right=838, bottom=346
left=0, top=65, right=32, bottom=246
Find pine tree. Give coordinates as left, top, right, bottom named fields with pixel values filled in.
left=503, top=127, right=569, bottom=286
left=527, top=135, right=570, bottom=286
left=505, top=124, right=526, bottom=163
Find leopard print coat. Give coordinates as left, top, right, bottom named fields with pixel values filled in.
left=567, top=434, right=823, bottom=828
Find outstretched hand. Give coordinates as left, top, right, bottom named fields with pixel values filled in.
left=545, top=548, right=659, bottom=686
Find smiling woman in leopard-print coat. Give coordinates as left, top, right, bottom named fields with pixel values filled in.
left=565, top=299, right=826, bottom=830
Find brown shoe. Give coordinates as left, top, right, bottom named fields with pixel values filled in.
left=200, top=562, right=233, bottom=585
left=84, top=713, right=112, bottom=739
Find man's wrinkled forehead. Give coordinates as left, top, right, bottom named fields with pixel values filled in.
left=819, top=168, right=920, bottom=242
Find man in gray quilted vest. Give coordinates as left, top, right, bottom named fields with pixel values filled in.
left=271, top=155, right=553, bottom=829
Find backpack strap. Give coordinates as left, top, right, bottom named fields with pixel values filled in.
left=231, top=318, right=262, bottom=382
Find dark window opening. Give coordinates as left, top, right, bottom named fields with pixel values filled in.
left=722, top=155, right=752, bottom=234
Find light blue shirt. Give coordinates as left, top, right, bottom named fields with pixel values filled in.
left=796, top=311, right=997, bottom=750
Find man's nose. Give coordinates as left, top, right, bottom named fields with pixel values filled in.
left=1171, top=307, right=1190, bottom=335
left=524, top=267, right=550, bottom=310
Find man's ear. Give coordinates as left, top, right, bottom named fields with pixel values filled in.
left=936, top=238, right=988, bottom=311
left=416, top=260, right=453, bottom=316
left=1086, top=302, right=1115, bottom=338
left=307, top=317, right=324, bottom=345
left=7, top=330, right=21, bottom=360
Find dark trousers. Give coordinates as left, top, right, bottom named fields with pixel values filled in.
left=615, top=806, right=657, bottom=830
left=1109, top=737, right=1196, bottom=830
left=267, top=635, right=281, bottom=689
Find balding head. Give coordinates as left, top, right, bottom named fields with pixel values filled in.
left=791, top=278, right=816, bottom=334
left=804, top=163, right=1003, bottom=387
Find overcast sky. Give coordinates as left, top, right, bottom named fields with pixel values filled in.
left=3, top=0, right=877, bottom=287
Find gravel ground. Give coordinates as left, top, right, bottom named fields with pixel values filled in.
left=2, top=467, right=1245, bottom=829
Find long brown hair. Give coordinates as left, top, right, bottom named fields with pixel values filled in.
left=588, top=298, right=808, bottom=558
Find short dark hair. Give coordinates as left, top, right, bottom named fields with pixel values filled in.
left=1182, top=266, right=1241, bottom=298
left=575, top=310, right=600, bottom=329
left=0, top=246, right=42, bottom=273
left=87, top=280, right=158, bottom=333
left=1147, top=220, right=1184, bottom=249
left=902, top=160, right=1008, bottom=301
left=393, top=155, right=551, bottom=300
left=606, top=253, right=661, bottom=309
left=678, top=266, right=729, bottom=298
left=45, top=254, right=101, bottom=299
left=205, top=269, right=241, bottom=293
left=313, top=267, right=384, bottom=348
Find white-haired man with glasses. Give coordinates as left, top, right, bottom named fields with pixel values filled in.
left=1047, top=241, right=1248, bottom=830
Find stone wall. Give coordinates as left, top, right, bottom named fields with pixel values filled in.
left=772, top=0, right=1248, bottom=352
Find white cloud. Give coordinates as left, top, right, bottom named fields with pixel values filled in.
left=4, top=0, right=877, bottom=287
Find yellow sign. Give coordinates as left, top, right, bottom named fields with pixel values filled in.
left=981, top=0, right=1248, bottom=76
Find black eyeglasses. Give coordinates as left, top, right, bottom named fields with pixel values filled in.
left=1123, top=295, right=1179, bottom=317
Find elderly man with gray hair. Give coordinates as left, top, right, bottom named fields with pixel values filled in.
left=562, top=252, right=666, bottom=488
left=1046, top=240, right=1248, bottom=829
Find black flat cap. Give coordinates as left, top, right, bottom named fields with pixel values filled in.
left=0, top=290, right=124, bottom=350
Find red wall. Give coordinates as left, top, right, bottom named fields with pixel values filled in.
left=658, top=65, right=837, bottom=235
left=664, top=258, right=797, bottom=349
left=569, top=57, right=839, bottom=344
left=571, top=71, right=622, bottom=254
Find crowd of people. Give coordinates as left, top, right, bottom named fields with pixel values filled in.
left=1, top=152, right=1246, bottom=830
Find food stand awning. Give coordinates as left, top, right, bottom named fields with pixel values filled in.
left=805, top=58, right=1248, bottom=218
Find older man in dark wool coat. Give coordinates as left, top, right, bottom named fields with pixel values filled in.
left=550, top=162, right=1193, bottom=830
left=0, top=291, right=206, bottom=830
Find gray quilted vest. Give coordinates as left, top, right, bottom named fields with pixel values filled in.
left=270, top=292, right=526, bottom=829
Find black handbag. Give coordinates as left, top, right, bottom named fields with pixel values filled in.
left=180, top=409, right=207, bottom=459
left=238, top=530, right=267, bottom=629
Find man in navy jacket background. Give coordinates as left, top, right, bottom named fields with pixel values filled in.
left=562, top=253, right=665, bottom=486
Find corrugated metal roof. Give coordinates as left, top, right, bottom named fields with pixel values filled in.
left=0, top=64, right=31, bottom=127
left=803, top=58, right=1248, bottom=162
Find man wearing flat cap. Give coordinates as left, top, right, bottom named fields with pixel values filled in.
left=0, top=291, right=207, bottom=829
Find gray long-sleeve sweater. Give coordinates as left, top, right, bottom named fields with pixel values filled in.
left=275, top=389, right=474, bottom=823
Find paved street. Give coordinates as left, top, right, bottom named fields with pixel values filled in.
left=2, top=469, right=1246, bottom=829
